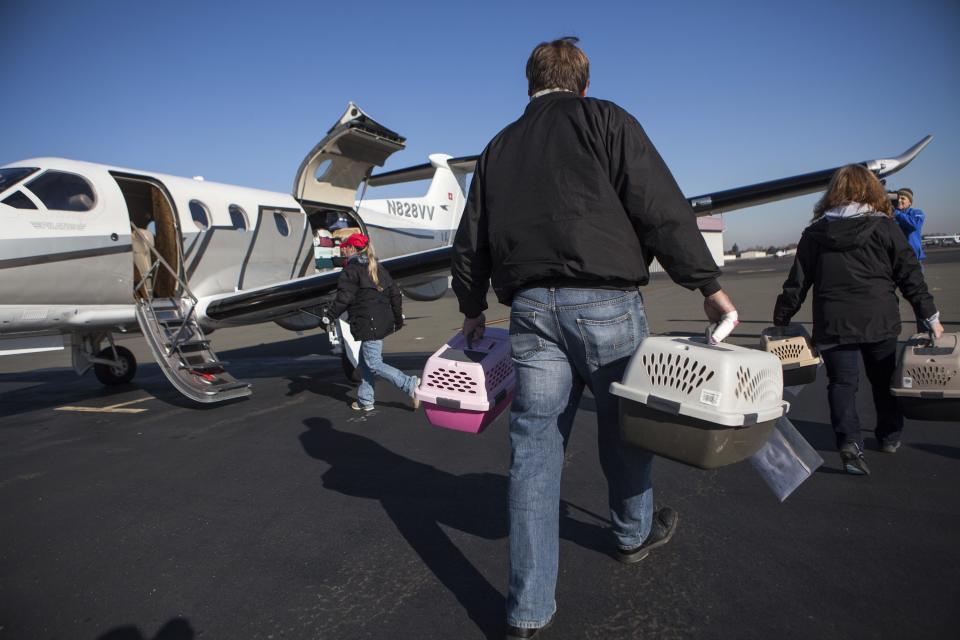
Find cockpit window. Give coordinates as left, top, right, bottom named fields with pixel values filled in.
left=0, top=167, right=39, bottom=193
left=2, top=191, right=37, bottom=209
left=25, top=171, right=96, bottom=211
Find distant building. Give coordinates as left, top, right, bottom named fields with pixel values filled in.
left=738, top=250, right=768, bottom=259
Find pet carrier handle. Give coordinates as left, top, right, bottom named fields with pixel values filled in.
left=706, top=311, right=739, bottom=345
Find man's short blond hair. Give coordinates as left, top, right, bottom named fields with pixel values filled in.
left=525, top=37, right=589, bottom=95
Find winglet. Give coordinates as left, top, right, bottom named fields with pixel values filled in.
left=865, top=135, right=933, bottom=178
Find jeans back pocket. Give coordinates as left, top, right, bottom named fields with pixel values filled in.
left=577, top=311, right=637, bottom=367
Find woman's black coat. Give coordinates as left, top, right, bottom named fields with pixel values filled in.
left=773, top=215, right=936, bottom=344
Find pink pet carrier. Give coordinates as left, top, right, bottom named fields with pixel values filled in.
left=415, top=328, right=515, bottom=433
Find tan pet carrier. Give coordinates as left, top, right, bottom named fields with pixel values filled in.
left=890, top=333, right=960, bottom=421
left=760, top=325, right=821, bottom=386
left=610, top=337, right=790, bottom=469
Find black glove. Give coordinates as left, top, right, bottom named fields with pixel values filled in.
left=394, top=321, right=404, bottom=333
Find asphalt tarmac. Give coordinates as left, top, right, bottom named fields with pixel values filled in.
left=1, top=248, right=959, bottom=640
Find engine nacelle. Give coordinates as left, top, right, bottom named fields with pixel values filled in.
left=399, top=275, right=449, bottom=301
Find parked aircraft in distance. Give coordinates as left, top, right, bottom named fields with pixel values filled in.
left=0, top=101, right=932, bottom=403
left=923, top=234, right=960, bottom=246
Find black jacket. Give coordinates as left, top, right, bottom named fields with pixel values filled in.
left=452, top=92, right=720, bottom=318
left=327, top=255, right=403, bottom=341
left=773, top=214, right=936, bottom=344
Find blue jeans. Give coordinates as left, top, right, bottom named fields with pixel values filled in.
left=820, top=338, right=902, bottom=448
left=357, top=339, right=416, bottom=406
left=506, top=287, right=654, bottom=628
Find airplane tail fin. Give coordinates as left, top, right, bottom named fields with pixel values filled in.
left=368, top=154, right=478, bottom=229
left=426, top=154, right=476, bottom=230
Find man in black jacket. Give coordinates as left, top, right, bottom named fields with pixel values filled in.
left=451, top=38, right=737, bottom=639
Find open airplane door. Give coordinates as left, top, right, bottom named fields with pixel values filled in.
left=293, top=102, right=406, bottom=225
left=291, top=103, right=408, bottom=374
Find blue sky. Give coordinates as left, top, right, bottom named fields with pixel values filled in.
left=2, top=0, right=958, bottom=247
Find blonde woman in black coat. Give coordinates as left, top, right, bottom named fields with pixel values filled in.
left=325, top=233, right=420, bottom=412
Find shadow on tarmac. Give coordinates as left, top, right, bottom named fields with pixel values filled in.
left=911, top=443, right=960, bottom=459
left=298, top=418, right=611, bottom=638
left=0, top=335, right=346, bottom=418
left=97, top=617, right=194, bottom=640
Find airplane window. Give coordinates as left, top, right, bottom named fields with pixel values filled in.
left=0, top=167, right=39, bottom=192
left=229, top=204, right=248, bottom=230
left=189, top=200, right=210, bottom=230
left=2, top=191, right=37, bottom=209
left=273, top=211, right=290, bottom=237
left=25, top=171, right=95, bottom=211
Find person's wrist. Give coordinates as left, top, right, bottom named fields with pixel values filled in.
left=699, top=280, right=721, bottom=297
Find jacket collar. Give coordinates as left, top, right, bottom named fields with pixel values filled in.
left=524, top=90, right=579, bottom=114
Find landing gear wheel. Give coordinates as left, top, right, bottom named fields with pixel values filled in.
left=93, top=346, right=137, bottom=385
left=341, top=351, right=361, bottom=383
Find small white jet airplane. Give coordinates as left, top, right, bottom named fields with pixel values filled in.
left=0, top=101, right=932, bottom=403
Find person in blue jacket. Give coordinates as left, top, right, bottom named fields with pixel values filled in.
left=894, top=187, right=927, bottom=331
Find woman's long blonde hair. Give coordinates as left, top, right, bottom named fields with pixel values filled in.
left=364, top=240, right=383, bottom=291
left=812, top=164, right=893, bottom=221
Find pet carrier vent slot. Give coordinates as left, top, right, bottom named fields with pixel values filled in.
left=772, top=343, right=804, bottom=360
left=425, top=367, right=481, bottom=392
left=641, top=352, right=716, bottom=396
left=485, top=360, right=514, bottom=391
left=735, top=366, right=778, bottom=403
left=906, top=366, right=955, bottom=387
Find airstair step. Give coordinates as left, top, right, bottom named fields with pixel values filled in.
left=171, top=341, right=211, bottom=353
left=214, top=381, right=250, bottom=391
left=179, top=360, right=228, bottom=373
left=150, top=298, right=181, bottom=310
left=135, top=295, right=251, bottom=403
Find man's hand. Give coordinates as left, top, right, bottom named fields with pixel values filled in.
left=703, top=289, right=736, bottom=324
left=930, top=319, right=944, bottom=340
left=462, top=313, right=486, bottom=347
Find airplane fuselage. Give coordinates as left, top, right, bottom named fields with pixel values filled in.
left=0, top=155, right=464, bottom=339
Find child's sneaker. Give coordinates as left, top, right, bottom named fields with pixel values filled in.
left=409, top=376, right=421, bottom=410
left=351, top=401, right=374, bottom=412
left=840, top=442, right=870, bottom=476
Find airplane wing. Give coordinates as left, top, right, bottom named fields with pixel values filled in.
left=367, top=136, right=933, bottom=216
left=686, top=135, right=932, bottom=215
left=196, top=245, right=453, bottom=328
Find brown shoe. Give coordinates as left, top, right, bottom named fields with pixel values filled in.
left=616, top=507, right=679, bottom=564
left=505, top=615, right=553, bottom=639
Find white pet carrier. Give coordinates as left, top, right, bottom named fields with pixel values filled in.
left=610, top=336, right=789, bottom=469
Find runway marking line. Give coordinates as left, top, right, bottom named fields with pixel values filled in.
left=55, top=397, right=152, bottom=414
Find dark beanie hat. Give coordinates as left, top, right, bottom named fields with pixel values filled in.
left=897, top=188, right=914, bottom=203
